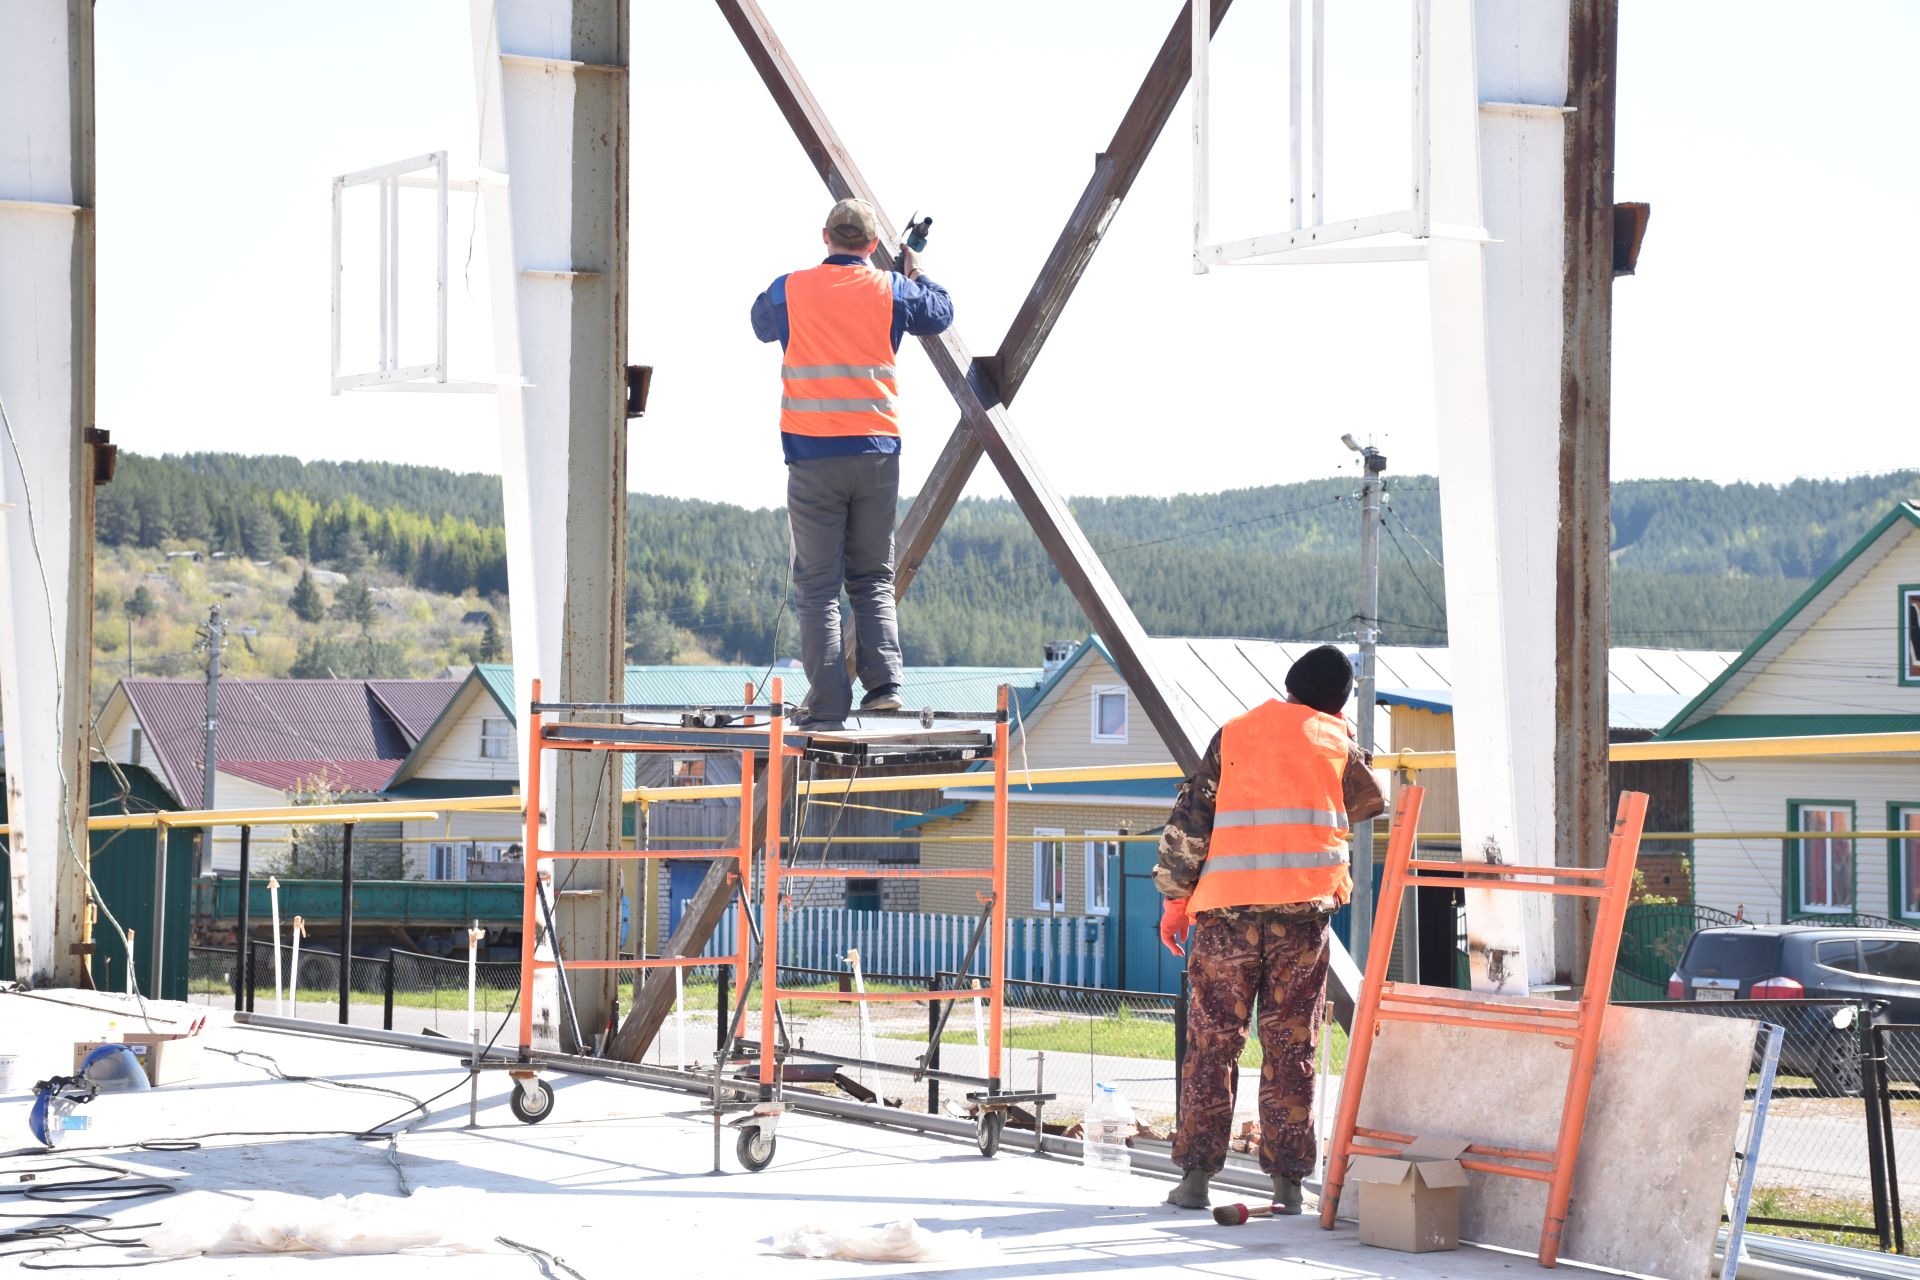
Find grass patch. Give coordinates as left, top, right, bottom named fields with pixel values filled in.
left=193, top=973, right=921, bottom=1016
left=1744, top=1187, right=1912, bottom=1252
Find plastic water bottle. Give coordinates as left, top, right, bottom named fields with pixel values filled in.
left=1081, top=1082, right=1137, bottom=1179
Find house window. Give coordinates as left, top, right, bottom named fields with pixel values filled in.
left=480, top=717, right=512, bottom=759
left=670, top=757, right=706, bottom=787
left=429, top=843, right=465, bottom=881
left=1894, top=805, right=1920, bottom=920
left=1084, top=832, right=1120, bottom=916
left=1033, top=828, right=1067, bottom=912
left=1790, top=802, right=1854, bottom=915
left=1091, top=686, right=1129, bottom=743
left=128, top=727, right=143, bottom=768
left=1903, top=584, right=1920, bottom=686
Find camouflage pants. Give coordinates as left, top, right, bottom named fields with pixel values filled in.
left=1173, top=910, right=1330, bottom=1180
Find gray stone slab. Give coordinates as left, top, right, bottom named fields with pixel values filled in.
left=1339, top=985, right=1754, bottom=1280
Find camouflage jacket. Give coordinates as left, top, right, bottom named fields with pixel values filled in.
left=1154, top=726, right=1388, bottom=919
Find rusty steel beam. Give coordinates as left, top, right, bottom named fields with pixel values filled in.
left=1557, top=0, right=1619, bottom=986
left=890, top=0, right=1233, bottom=601
left=714, top=0, right=1197, bottom=775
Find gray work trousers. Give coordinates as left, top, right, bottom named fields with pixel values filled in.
left=786, top=452, right=904, bottom=721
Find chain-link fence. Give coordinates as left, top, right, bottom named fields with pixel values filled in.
left=189, top=942, right=392, bottom=1029
left=1871, top=1024, right=1920, bottom=1254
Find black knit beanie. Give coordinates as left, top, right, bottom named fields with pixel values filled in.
left=1284, top=645, right=1354, bottom=715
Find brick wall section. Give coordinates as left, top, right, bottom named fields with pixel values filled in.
left=918, top=801, right=1174, bottom=918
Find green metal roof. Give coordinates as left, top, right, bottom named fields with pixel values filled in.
left=1661, top=714, right=1920, bottom=742
left=1659, top=502, right=1920, bottom=737
left=475, top=663, right=516, bottom=724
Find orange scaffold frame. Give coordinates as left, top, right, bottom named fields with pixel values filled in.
left=516, top=675, right=760, bottom=1057
left=1318, top=784, right=1649, bottom=1267
left=514, top=676, right=1029, bottom=1162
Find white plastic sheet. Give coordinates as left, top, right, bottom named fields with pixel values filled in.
left=770, top=1218, right=983, bottom=1263
left=144, top=1189, right=501, bottom=1258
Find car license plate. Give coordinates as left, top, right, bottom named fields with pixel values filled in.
left=1694, top=988, right=1735, bottom=1002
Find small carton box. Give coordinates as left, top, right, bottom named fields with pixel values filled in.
left=1346, top=1135, right=1470, bottom=1254
left=72, top=1033, right=203, bottom=1087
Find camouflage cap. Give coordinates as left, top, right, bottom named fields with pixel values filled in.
left=824, top=197, right=880, bottom=246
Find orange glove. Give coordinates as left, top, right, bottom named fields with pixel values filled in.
left=1159, top=897, right=1193, bottom=957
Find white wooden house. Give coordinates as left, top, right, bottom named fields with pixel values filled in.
left=1657, top=502, right=1920, bottom=923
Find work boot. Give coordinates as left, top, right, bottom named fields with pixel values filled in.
left=859, top=684, right=903, bottom=712
left=1271, top=1174, right=1305, bottom=1215
left=1165, top=1168, right=1213, bottom=1210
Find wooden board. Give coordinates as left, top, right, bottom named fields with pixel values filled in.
left=1338, top=987, right=1754, bottom=1278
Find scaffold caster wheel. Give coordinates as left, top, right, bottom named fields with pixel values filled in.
left=509, top=1078, right=555, bottom=1125
left=976, top=1111, right=1004, bottom=1158
left=736, top=1126, right=777, bottom=1172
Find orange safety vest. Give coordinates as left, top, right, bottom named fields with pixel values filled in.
left=779, top=263, right=900, bottom=440
left=1188, top=699, right=1353, bottom=913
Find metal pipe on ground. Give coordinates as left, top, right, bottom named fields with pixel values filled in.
left=232, top=1011, right=1277, bottom=1195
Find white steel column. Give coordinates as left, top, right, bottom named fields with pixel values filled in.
left=0, top=1, right=96, bottom=987
left=1425, top=0, right=1603, bottom=993
left=471, top=0, right=628, bottom=1042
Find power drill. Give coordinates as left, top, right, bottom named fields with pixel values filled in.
left=899, top=211, right=933, bottom=271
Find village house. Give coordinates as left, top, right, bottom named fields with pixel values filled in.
left=1657, top=501, right=1920, bottom=924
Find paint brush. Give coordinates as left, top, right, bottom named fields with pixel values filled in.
left=1211, top=1202, right=1279, bottom=1226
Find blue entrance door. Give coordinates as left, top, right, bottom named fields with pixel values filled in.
left=1118, top=842, right=1183, bottom=994
left=668, top=860, right=713, bottom=934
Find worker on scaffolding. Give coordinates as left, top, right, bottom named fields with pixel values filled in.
left=750, top=198, right=955, bottom=731
left=1156, top=645, right=1386, bottom=1214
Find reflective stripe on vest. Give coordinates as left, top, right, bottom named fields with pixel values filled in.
left=779, top=265, right=900, bottom=440
left=1187, top=699, right=1354, bottom=913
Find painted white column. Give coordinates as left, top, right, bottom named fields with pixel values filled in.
left=0, top=0, right=95, bottom=987
left=470, top=0, right=628, bottom=1039
left=1426, top=0, right=1580, bottom=993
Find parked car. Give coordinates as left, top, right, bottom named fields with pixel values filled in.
left=1667, top=924, right=1920, bottom=1095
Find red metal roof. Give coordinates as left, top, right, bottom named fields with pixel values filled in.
left=367, top=679, right=463, bottom=741
left=118, top=678, right=456, bottom=808
left=219, top=758, right=403, bottom=797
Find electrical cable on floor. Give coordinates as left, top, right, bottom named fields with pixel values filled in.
left=0, top=1156, right=177, bottom=1271
left=497, top=1234, right=590, bottom=1280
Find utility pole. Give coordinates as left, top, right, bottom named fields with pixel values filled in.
left=1342, top=435, right=1386, bottom=969
left=198, top=602, right=223, bottom=872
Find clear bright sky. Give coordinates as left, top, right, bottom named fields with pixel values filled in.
left=94, top=0, right=1920, bottom=512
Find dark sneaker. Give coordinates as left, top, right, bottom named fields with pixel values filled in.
left=859, top=684, right=903, bottom=712
left=1272, top=1175, right=1304, bottom=1215
left=1165, top=1168, right=1213, bottom=1210
left=792, top=714, right=846, bottom=733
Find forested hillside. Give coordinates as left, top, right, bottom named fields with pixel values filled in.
left=94, top=453, right=1920, bottom=679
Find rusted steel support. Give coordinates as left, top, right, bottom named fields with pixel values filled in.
left=893, top=0, right=1232, bottom=602
left=713, top=0, right=1197, bottom=773
left=1557, top=0, right=1619, bottom=985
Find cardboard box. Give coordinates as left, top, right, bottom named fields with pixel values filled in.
left=1347, top=1135, right=1470, bottom=1253
left=72, top=1033, right=203, bottom=1087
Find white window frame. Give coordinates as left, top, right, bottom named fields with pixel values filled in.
left=1091, top=685, right=1130, bottom=744
left=1084, top=831, right=1120, bottom=916
left=479, top=717, right=512, bottom=760
left=1796, top=804, right=1853, bottom=914
left=669, top=757, right=706, bottom=787
left=1032, top=828, right=1067, bottom=912
left=128, top=726, right=143, bottom=768
left=1896, top=805, right=1920, bottom=921
left=428, top=842, right=465, bottom=881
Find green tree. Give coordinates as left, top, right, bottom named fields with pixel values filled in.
left=478, top=613, right=503, bottom=662
left=332, top=579, right=377, bottom=632
left=287, top=568, right=327, bottom=623
left=124, top=585, right=156, bottom=621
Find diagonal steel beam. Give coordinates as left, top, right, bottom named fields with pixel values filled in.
left=717, top=0, right=1199, bottom=774
left=611, top=3, right=1218, bottom=1062
left=888, top=1, right=1233, bottom=598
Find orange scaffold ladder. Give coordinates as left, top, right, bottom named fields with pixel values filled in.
left=1318, top=784, right=1649, bottom=1267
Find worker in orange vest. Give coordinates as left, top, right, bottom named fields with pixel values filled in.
left=1156, top=644, right=1386, bottom=1213
left=751, top=198, right=955, bottom=730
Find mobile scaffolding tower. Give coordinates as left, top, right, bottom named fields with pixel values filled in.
left=504, top=678, right=1049, bottom=1172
